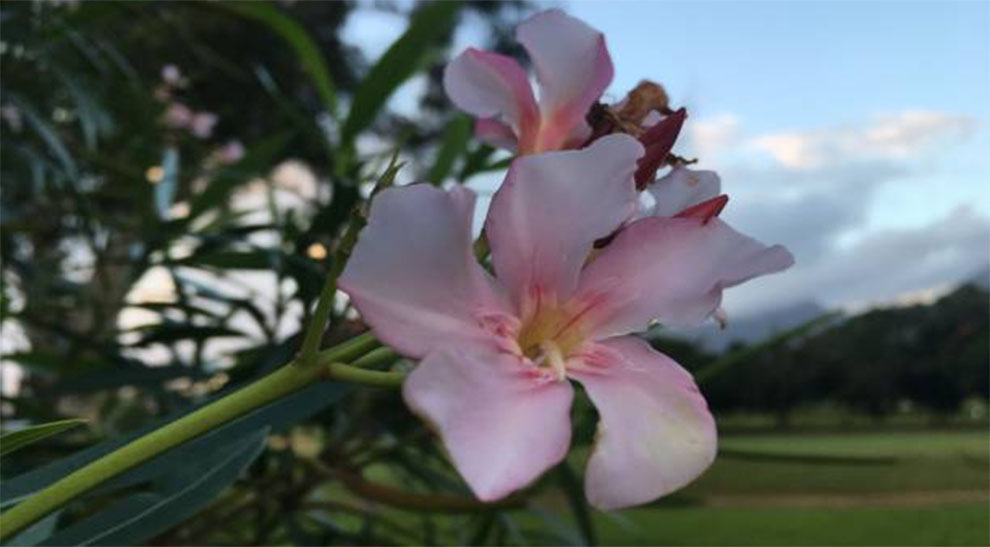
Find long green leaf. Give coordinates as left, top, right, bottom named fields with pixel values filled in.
left=1, top=383, right=348, bottom=507
left=555, top=462, right=596, bottom=546
left=40, top=429, right=268, bottom=546
left=218, top=1, right=337, bottom=115
left=0, top=420, right=86, bottom=457
left=340, top=1, right=462, bottom=147
left=428, top=115, right=472, bottom=185
left=7, top=510, right=62, bottom=547
left=187, top=131, right=292, bottom=219
left=6, top=94, right=78, bottom=178
left=694, top=312, right=841, bottom=385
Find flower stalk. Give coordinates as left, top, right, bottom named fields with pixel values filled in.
left=0, top=334, right=391, bottom=541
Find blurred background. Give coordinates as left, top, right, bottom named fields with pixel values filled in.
left=1, top=1, right=987, bottom=545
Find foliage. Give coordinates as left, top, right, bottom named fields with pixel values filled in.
left=699, top=285, right=989, bottom=425
left=1, top=1, right=985, bottom=545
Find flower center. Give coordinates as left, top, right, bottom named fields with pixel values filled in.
left=515, top=302, right=588, bottom=379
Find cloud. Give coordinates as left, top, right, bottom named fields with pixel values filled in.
left=680, top=109, right=987, bottom=317
left=726, top=206, right=990, bottom=314
left=748, top=111, right=977, bottom=169
left=686, top=114, right=742, bottom=161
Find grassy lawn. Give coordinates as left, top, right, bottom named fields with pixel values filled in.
left=593, top=429, right=990, bottom=546
left=336, top=429, right=989, bottom=545
left=595, top=502, right=990, bottom=546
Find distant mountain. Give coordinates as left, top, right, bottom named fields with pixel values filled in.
left=666, top=300, right=828, bottom=353
left=966, top=264, right=990, bottom=290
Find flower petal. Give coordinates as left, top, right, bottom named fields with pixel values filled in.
left=649, top=167, right=722, bottom=217
left=576, top=216, right=794, bottom=336
left=444, top=48, right=539, bottom=149
left=485, top=134, right=643, bottom=309
left=569, top=336, right=716, bottom=511
left=635, top=108, right=686, bottom=188
left=516, top=9, right=613, bottom=151
left=403, top=344, right=573, bottom=501
left=475, top=118, right=518, bottom=151
left=339, top=185, right=506, bottom=358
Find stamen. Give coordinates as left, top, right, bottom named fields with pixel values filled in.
left=540, top=340, right=567, bottom=381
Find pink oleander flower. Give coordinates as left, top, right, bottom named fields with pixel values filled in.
left=163, top=103, right=194, bottom=129
left=445, top=9, right=689, bottom=186
left=190, top=111, right=218, bottom=139
left=339, top=135, right=794, bottom=510
left=444, top=9, right=613, bottom=155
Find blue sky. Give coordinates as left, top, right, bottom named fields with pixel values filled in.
left=344, top=0, right=990, bottom=316
left=565, top=0, right=990, bottom=227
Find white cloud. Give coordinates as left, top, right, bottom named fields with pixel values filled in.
left=725, top=206, right=990, bottom=315
left=687, top=114, right=742, bottom=161
left=748, top=111, right=977, bottom=169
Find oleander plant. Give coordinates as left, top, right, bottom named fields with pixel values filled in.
left=0, top=2, right=806, bottom=545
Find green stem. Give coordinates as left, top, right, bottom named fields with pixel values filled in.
left=322, top=347, right=403, bottom=388
left=326, top=363, right=404, bottom=388
left=298, top=273, right=340, bottom=366
left=0, top=337, right=383, bottom=541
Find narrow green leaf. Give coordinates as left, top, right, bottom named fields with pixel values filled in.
left=694, top=312, right=841, bottom=385
left=340, top=1, right=462, bottom=147
left=40, top=429, right=268, bottom=546
left=6, top=94, right=78, bottom=178
left=457, top=144, right=496, bottom=181
left=1, top=420, right=86, bottom=457
left=188, top=131, right=292, bottom=220
left=1, top=383, right=349, bottom=507
left=555, top=462, right=596, bottom=546
left=7, top=509, right=62, bottom=546
left=428, top=115, right=472, bottom=185
left=219, top=1, right=337, bottom=115
left=181, top=250, right=278, bottom=270
left=154, top=147, right=179, bottom=219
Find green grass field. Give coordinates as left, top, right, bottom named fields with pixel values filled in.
left=591, top=429, right=989, bottom=546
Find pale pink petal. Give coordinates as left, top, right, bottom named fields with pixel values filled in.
left=569, top=336, right=716, bottom=511
left=403, top=344, right=573, bottom=501
left=485, top=135, right=643, bottom=308
left=649, top=167, right=722, bottom=217
left=576, top=216, right=794, bottom=336
left=339, top=185, right=506, bottom=358
left=163, top=103, right=193, bottom=129
left=475, top=118, right=518, bottom=152
left=516, top=9, right=613, bottom=151
left=444, top=48, right=539, bottom=149
left=190, top=112, right=217, bottom=139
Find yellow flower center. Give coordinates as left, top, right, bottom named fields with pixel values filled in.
left=515, top=299, right=590, bottom=380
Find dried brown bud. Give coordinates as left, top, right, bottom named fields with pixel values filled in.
left=613, top=80, right=671, bottom=129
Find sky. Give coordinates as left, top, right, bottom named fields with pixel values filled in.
left=415, top=0, right=987, bottom=318
left=558, top=0, right=990, bottom=315
left=4, top=1, right=988, bottom=392
left=344, top=1, right=990, bottom=317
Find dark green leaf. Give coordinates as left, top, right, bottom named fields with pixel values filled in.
left=128, top=323, right=244, bottom=347
left=428, top=115, right=472, bottom=185
left=218, top=1, right=337, bottom=114
left=41, top=429, right=268, bottom=546
left=555, top=462, right=596, bottom=546
left=1, top=383, right=349, bottom=507
left=6, top=93, right=77, bottom=178
left=0, top=419, right=86, bottom=457
left=340, top=1, right=462, bottom=146
left=182, top=250, right=278, bottom=270
left=7, top=509, right=62, bottom=546
left=188, top=131, right=293, bottom=220
left=693, top=312, right=841, bottom=385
